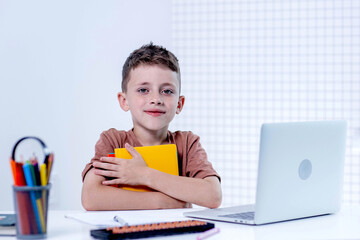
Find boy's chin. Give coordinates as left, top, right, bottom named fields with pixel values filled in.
left=139, top=123, right=170, bottom=132
left=146, top=125, right=169, bottom=132
left=133, top=119, right=172, bottom=132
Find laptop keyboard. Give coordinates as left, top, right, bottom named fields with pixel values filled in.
left=218, top=211, right=255, bottom=220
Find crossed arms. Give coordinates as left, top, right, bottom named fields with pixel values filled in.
left=81, top=143, right=222, bottom=210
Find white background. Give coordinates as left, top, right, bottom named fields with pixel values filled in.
left=0, top=0, right=172, bottom=210
left=171, top=0, right=360, bottom=206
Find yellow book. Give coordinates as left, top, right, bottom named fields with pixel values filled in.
left=114, top=144, right=179, bottom=192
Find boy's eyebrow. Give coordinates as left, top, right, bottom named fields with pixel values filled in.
left=136, top=82, right=150, bottom=86
left=160, top=83, right=176, bottom=88
left=135, top=82, right=177, bottom=88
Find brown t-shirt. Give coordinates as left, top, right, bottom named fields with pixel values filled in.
left=82, top=128, right=220, bottom=182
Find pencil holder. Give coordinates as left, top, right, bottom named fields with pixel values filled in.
left=13, top=184, right=51, bottom=239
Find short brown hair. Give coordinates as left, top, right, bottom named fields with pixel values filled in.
left=122, top=43, right=181, bottom=93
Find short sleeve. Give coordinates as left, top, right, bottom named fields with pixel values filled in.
left=81, top=129, right=125, bottom=181
left=183, top=132, right=221, bottom=182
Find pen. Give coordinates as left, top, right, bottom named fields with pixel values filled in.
left=113, top=215, right=128, bottom=226
left=196, top=227, right=220, bottom=240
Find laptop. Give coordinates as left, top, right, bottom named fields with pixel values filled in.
left=184, top=120, right=347, bottom=225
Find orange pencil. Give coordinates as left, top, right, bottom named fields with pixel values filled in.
left=10, top=160, right=17, bottom=184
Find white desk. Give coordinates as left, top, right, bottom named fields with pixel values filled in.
left=3, top=205, right=360, bottom=240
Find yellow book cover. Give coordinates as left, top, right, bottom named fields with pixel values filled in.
left=114, top=144, right=179, bottom=192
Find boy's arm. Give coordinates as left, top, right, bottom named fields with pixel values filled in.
left=81, top=168, right=189, bottom=211
left=143, top=172, right=221, bottom=209
left=95, top=144, right=222, bottom=209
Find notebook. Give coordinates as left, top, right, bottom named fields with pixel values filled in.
left=114, top=144, right=179, bottom=192
left=184, top=120, right=347, bottom=225
left=0, top=214, right=16, bottom=236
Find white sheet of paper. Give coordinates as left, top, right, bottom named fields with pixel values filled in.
left=65, top=208, right=193, bottom=227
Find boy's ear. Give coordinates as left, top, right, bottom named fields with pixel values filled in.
left=118, top=92, right=130, bottom=112
left=176, top=95, right=185, bottom=114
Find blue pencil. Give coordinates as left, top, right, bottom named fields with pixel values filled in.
left=23, top=163, right=42, bottom=233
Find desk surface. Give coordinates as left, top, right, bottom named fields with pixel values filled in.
left=2, top=205, right=360, bottom=240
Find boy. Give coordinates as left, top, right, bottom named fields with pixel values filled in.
left=81, top=43, right=222, bottom=210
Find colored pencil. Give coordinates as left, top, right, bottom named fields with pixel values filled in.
left=23, top=164, right=42, bottom=234
left=10, top=150, right=54, bottom=235
left=10, top=160, right=31, bottom=234
left=46, top=153, right=54, bottom=184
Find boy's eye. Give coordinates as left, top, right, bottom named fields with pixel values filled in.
left=162, top=89, right=174, bottom=95
left=138, top=88, right=149, bottom=94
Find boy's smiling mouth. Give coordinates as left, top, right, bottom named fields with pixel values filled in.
left=144, top=109, right=166, bottom=117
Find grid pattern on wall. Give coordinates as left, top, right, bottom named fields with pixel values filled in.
left=171, top=0, right=360, bottom=206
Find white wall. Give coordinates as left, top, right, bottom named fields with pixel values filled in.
left=0, top=0, right=172, bottom=210
left=171, top=0, right=360, bottom=206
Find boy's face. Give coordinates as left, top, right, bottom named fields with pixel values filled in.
left=118, top=64, right=185, bottom=133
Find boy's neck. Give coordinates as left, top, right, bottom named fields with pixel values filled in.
left=133, top=127, right=169, bottom=146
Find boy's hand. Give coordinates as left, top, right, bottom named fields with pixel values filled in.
left=93, top=143, right=148, bottom=186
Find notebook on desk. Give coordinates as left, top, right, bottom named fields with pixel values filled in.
left=184, top=120, right=347, bottom=225
left=114, top=144, right=179, bottom=192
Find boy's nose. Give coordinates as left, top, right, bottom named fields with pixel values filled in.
left=149, top=94, right=164, bottom=105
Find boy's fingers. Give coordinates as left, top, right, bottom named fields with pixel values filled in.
left=125, top=143, right=141, bottom=159
left=93, top=161, right=117, bottom=171
left=100, top=157, right=129, bottom=166
left=100, top=157, right=119, bottom=163
left=102, top=178, right=125, bottom=185
left=94, top=169, right=116, bottom=177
